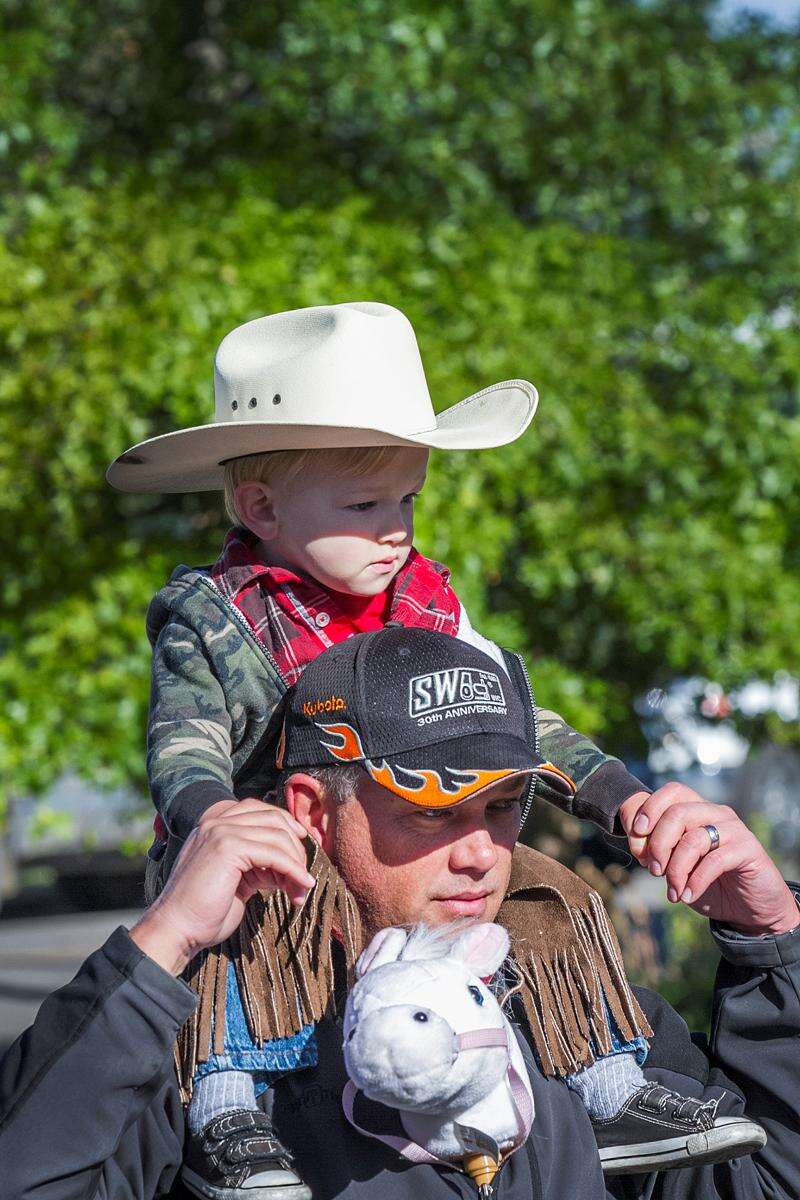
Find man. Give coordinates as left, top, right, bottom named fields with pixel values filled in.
left=2, top=629, right=799, bottom=1200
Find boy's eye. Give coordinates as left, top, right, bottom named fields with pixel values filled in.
left=347, top=501, right=377, bottom=512
left=401, top=492, right=419, bottom=504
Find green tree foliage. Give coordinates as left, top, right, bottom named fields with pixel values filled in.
left=1, top=1, right=799, bottom=813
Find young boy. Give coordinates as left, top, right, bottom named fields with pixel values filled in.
left=109, top=302, right=762, bottom=1197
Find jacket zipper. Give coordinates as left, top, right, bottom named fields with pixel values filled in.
left=200, top=574, right=290, bottom=689
left=464, top=1151, right=543, bottom=1200
left=513, top=651, right=539, bottom=829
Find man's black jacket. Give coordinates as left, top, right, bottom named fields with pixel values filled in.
left=1, top=907, right=799, bottom=1200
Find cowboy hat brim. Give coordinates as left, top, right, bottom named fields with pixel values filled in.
left=106, top=380, right=538, bottom=493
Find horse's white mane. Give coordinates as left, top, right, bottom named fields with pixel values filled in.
left=397, top=920, right=489, bottom=964
left=396, top=921, right=470, bottom=962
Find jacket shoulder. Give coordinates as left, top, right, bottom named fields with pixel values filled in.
left=146, top=564, right=215, bottom=646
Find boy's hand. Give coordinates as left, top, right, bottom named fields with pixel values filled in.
left=131, top=798, right=315, bottom=976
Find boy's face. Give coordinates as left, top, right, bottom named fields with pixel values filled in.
left=256, top=447, right=429, bottom=595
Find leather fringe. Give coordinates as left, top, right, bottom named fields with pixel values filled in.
left=175, top=842, right=363, bottom=1103
left=501, top=887, right=653, bottom=1078
left=174, top=843, right=651, bottom=1101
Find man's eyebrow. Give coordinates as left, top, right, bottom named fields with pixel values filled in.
left=488, top=783, right=526, bottom=801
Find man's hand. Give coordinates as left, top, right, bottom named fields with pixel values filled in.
left=130, top=799, right=315, bottom=975
left=619, top=784, right=799, bottom=936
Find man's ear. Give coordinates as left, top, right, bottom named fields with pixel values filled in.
left=284, top=772, right=334, bottom=850
left=234, top=481, right=278, bottom=539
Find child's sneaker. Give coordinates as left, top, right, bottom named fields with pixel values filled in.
left=594, top=1082, right=767, bottom=1175
left=181, top=1109, right=312, bottom=1200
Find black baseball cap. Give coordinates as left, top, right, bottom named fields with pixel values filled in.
left=276, top=627, right=576, bottom=808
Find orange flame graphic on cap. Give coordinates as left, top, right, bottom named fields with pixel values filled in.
left=319, top=723, right=366, bottom=763
left=368, top=762, right=518, bottom=808
left=318, top=723, right=520, bottom=808
left=316, top=723, right=576, bottom=807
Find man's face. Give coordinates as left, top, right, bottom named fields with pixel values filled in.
left=325, top=773, right=524, bottom=939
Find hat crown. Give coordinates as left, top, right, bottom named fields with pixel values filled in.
left=213, top=302, right=436, bottom=433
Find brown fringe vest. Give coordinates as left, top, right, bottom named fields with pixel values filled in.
left=175, top=842, right=651, bottom=1103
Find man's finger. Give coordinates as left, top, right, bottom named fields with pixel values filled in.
left=209, top=821, right=309, bottom=866
left=231, top=836, right=316, bottom=891
left=662, top=826, right=717, bottom=901
left=208, top=806, right=310, bottom=842
left=645, top=803, right=730, bottom=875
left=621, top=784, right=705, bottom=863
left=626, top=783, right=689, bottom=833
left=681, top=845, right=739, bottom=907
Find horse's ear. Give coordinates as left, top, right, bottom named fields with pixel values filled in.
left=355, top=927, right=409, bottom=978
left=449, top=924, right=510, bottom=977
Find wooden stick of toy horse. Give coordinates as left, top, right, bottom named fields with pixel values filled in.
left=343, top=923, right=533, bottom=1195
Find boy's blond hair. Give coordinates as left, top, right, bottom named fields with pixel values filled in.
left=223, top=445, right=411, bottom=526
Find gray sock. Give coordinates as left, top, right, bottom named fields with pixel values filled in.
left=188, top=1070, right=258, bottom=1134
left=565, top=1051, right=646, bottom=1120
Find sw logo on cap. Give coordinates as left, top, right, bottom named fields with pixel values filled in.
left=408, top=668, right=506, bottom=720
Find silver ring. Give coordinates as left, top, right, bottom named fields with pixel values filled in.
left=704, top=824, right=720, bottom=852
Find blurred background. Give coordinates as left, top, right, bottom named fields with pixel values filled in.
left=1, top=0, right=798, bottom=1046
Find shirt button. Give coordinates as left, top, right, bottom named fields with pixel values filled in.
left=315, top=612, right=330, bottom=628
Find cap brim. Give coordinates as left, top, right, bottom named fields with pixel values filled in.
left=106, top=380, right=538, bottom=494
left=356, top=732, right=575, bottom=809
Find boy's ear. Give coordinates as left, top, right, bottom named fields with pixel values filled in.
left=284, top=772, right=332, bottom=850
left=234, top=481, right=278, bottom=538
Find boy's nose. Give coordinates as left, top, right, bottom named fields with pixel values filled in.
left=378, top=517, right=410, bottom=544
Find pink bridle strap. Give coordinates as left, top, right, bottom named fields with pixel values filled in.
left=341, top=1078, right=444, bottom=1165
left=456, top=1027, right=534, bottom=1141
left=456, top=1028, right=509, bottom=1052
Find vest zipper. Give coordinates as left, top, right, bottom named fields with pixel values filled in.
left=512, top=651, right=539, bottom=828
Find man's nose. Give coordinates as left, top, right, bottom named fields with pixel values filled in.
left=449, top=826, right=498, bottom=873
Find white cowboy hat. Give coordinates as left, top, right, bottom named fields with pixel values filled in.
left=107, top=301, right=538, bottom=493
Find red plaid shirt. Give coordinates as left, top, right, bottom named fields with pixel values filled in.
left=211, top=528, right=461, bottom=685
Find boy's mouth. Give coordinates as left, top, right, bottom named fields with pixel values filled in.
left=369, top=556, right=398, bottom=572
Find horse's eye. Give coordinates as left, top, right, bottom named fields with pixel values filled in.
left=347, top=1028, right=356, bottom=1042
left=468, top=985, right=484, bottom=1006
left=413, top=1011, right=429, bottom=1023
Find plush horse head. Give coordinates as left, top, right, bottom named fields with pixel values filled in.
left=343, top=923, right=534, bottom=1166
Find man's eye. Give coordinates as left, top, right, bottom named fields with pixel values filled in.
left=347, top=501, right=376, bottom=512
left=488, top=799, right=520, bottom=814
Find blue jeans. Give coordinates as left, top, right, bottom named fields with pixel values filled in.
left=192, top=962, right=318, bottom=1097
left=582, top=992, right=648, bottom=1068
